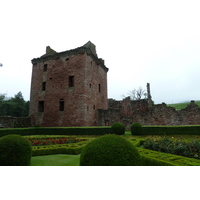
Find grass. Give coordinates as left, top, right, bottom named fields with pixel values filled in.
left=168, top=100, right=200, bottom=110
left=31, top=154, right=80, bottom=166
left=29, top=132, right=200, bottom=166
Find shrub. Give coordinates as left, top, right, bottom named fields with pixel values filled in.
left=0, top=127, right=112, bottom=137
left=141, top=125, right=200, bottom=135
left=80, top=134, right=141, bottom=166
left=138, top=147, right=200, bottom=166
left=143, top=137, right=200, bottom=159
left=0, top=134, right=32, bottom=166
left=111, top=122, right=125, bottom=135
left=31, top=140, right=89, bottom=156
left=131, top=122, right=142, bottom=135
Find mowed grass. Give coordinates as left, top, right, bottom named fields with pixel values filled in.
left=29, top=133, right=200, bottom=166
left=168, top=101, right=200, bottom=110
left=31, top=154, right=80, bottom=166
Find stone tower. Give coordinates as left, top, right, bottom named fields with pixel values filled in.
left=29, top=41, right=108, bottom=127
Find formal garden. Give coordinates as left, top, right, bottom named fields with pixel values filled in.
left=1, top=123, right=200, bottom=166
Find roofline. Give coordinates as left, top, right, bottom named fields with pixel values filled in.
left=31, top=45, right=108, bottom=72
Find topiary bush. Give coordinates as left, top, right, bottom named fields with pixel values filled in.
left=80, top=134, right=141, bottom=166
left=111, top=122, right=125, bottom=135
left=0, top=134, right=32, bottom=166
left=131, top=122, right=142, bottom=135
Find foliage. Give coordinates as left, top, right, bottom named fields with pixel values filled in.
left=0, top=92, right=29, bottom=117
left=27, top=136, right=86, bottom=146
left=31, top=140, right=89, bottom=156
left=138, top=147, right=200, bottom=166
left=0, top=134, right=32, bottom=166
left=143, top=137, right=200, bottom=159
left=80, top=134, right=141, bottom=166
left=131, top=122, right=142, bottom=135
left=0, top=127, right=112, bottom=137
left=139, top=125, right=200, bottom=135
left=111, top=122, right=125, bottom=135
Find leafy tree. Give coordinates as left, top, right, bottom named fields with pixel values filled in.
left=0, top=92, right=29, bottom=117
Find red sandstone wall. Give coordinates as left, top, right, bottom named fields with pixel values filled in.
left=83, top=55, right=108, bottom=126
left=98, top=99, right=200, bottom=129
left=30, top=52, right=108, bottom=127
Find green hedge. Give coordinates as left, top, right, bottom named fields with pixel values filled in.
left=130, top=139, right=200, bottom=166
left=0, top=134, right=32, bottom=166
left=130, top=122, right=142, bottom=135
left=137, top=147, right=200, bottom=166
left=80, top=135, right=141, bottom=166
left=111, top=123, right=125, bottom=135
left=0, top=127, right=112, bottom=137
left=139, top=125, right=200, bottom=135
left=32, top=141, right=89, bottom=156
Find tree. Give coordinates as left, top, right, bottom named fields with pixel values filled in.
left=0, top=92, right=29, bottom=117
left=0, top=94, right=6, bottom=101
left=123, top=87, right=147, bottom=100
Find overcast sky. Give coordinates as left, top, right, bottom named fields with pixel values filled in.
left=1, top=0, right=200, bottom=104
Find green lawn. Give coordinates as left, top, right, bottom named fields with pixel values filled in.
left=29, top=133, right=200, bottom=166
left=168, top=101, right=200, bottom=110
left=31, top=154, right=80, bottom=166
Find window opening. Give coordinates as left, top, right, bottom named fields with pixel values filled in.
left=38, top=101, right=44, bottom=112
left=59, top=99, right=64, bottom=111
left=98, top=84, right=101, bottom=93
left=42, top=82, right=46, bottom=91
left=69, top=76, right=74, bottom=87
left=93, top=105, right=95, bottom=110
left=43, top=64, right=48, bottom=72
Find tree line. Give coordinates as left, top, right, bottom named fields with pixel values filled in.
left=0, top=92, right=29, bottom=117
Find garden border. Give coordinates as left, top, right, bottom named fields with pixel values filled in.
left=138, top=125, right=200, bottom=135
left=0, top=127, right=112, bottom=137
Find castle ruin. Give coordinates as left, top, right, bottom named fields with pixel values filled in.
left=29, top=42, right=200, bottom=129
left=29, top=41, right=108, bottom=127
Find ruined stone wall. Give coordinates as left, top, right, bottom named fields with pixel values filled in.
left=0, top=116, right=31, bottom=128
left=98, top=99, right=200, bottom=130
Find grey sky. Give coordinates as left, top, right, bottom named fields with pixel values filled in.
left=0, top=0, right=200, bottom=104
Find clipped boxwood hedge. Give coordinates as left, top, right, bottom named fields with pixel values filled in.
left=131, top=122, right=142, bottom=135
left=31, top=140, right=90, bottom=156
left=111, top=122, right=125, bottom=135
left=0, top=127, right=112, bottom=137
left=0, top=134, right=32, bottom=166
left=139, top=125, right=200, bottom=135
left=137, top=147, right=200, bottom=166
left=80, top=135, right=141, bottom=166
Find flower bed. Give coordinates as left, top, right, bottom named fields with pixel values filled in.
left=143, top=137, right=200, bottom=159
left=26, top=136, right=87, bottom=146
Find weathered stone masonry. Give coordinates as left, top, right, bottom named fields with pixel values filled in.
left=29, top=42, right=200, bottom=129
left=29, top=41, right=108, bottom=127
left=0, top=116, right=31, bottom=128
left=98, top=99, right=200, bottom=129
